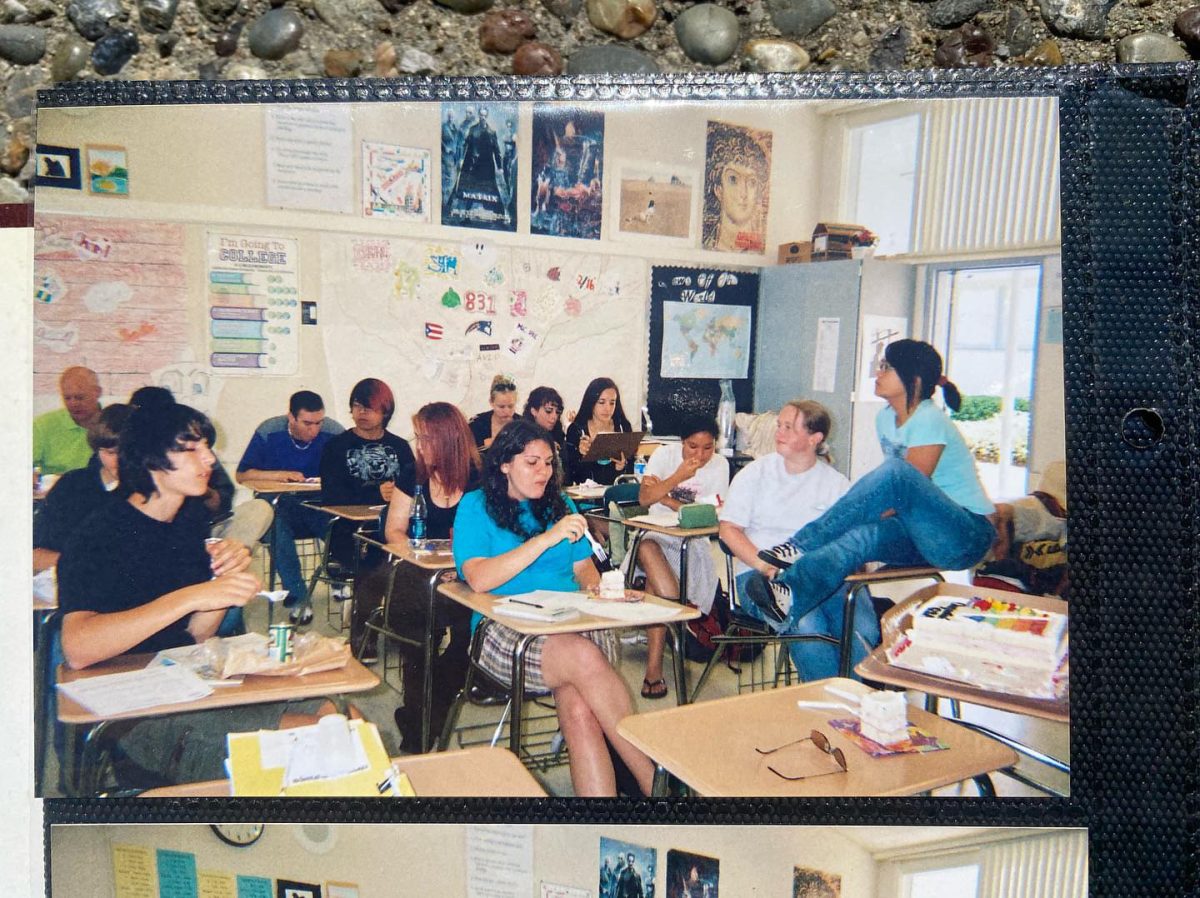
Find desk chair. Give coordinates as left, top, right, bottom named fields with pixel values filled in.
left=690, top=543, right=944, bottom=702
left=437, top=620, right=566, bottom=773
left=301, top=511, right=379, bottom=630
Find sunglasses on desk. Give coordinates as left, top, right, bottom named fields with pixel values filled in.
left=756, top=729, right=848, bottom=781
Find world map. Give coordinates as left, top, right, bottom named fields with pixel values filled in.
left=660, top=301, right=751, bottom=379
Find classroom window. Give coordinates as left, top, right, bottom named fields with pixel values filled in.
left=929, top=262, right=1043, bottom=498
left=904, top=863, right=981, bottom=898
left=842, top=113, right=920, bottom=255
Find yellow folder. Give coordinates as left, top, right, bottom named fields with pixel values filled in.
left=227, top=719, right=415, bottom=797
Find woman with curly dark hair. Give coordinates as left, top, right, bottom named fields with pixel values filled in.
left=452, top=418, right=653, bottom=796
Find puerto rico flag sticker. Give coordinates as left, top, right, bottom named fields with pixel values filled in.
left=424, top=322, right=444, bottom=340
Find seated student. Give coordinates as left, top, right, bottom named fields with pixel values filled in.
left=129, top=386, right=274, bottom=551
left=627, top=416, right=729, bottom=699
left=468, top=375, right=518, bottom=450
left=718, top=400, right=860, bottom=680
left=563, top=377, right=633, bottom=486
left=453, top=419, right=654, bottom=797
left=56, top=401, right=347, bottom=787
left=314, top=378, right=416, bottom=622
left=34, top=404, right=131, bottom=574
left=33, top=365, right=103, bottom=476
left=522, top=386, right=567, bottom=455
left=742, top=341, right=997, bottom=657
left=236, top=390, right=345, bottom=617
left=351, top=402, right=481, bottom=750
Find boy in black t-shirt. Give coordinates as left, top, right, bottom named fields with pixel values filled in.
left=56, top=400, right=337, bottom=787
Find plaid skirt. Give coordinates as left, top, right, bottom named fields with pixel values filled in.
left=476, top=620, right=621, bottom=693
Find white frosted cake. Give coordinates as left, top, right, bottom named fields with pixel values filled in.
left=887, top=594, right=1069, bottom=700
left=859, top=691, right=908, bottom=746
left=599, top=570, right=626, bottom=599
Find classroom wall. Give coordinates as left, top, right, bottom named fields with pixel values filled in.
left=34, top=99, right=825, bottom=467
left=50, top=823, right=878, bottom=898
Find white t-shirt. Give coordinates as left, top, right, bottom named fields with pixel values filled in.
left=719, top=452, right=850, bottom=573
left=643, top=442, right=730, bottom=515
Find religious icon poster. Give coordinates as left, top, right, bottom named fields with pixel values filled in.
left=529, top=104, right=605, bottom=240
left=701, top=120, right=772, bottom=254
left=793, top=866, right=841, bottom=898
left=441, top=101, right=518, bottom=232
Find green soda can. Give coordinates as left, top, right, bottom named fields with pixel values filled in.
left=268, top=622, right=295, bottom=663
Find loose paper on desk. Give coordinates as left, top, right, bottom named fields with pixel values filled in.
left=627, top=510, right=680, bottom=527
left=284, top=714, right=369, bottom=785
left=58, top=664, right=213, bottom=717
left=33, top=565, right=56, bottom=603
left=467, top=825, right=533, bottom=898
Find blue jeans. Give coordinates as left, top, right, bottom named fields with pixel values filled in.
left=270, top=495, right=334, bottom=603
left=735, top=572, right=880, bottom=680
left=778, top=457, right=995, bottom=629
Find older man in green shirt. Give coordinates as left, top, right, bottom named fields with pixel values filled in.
left=33, top=366, right=103, bottom=475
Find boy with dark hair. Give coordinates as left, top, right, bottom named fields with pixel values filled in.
left=34, top=403, right=131, bottom=573
left=56, top=401, right=338, bottom=787
left=236, top=390, right=346, bottom=622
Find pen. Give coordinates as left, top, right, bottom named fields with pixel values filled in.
left=508, top=598, right=545, bottom=609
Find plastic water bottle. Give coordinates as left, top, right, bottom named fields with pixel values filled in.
left=409, top=484, right=428, bottom=547
left=717, top=378, right=736, bottom=457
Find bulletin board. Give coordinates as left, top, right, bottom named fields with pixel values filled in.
left=318, top=233, right=649, bottom=416
left=33, top=213, right=191, bottom=402
left=646, top=264, right=758, bottom=436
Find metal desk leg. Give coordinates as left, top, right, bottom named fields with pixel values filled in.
left=670, top=622, right=690, bottom=706
left=623, top=530, right=647, bottom=588
left=651, top=764, right=671, bottom=797
left=420, top=569, right=442, bottom=753
left=510, top=634, right=537, bottom=759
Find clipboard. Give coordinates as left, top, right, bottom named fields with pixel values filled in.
left=579, top=430, right=645, bottom=464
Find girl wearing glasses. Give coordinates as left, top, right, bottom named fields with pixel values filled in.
left=469, top=374, right=518, bottom=450
left=743, top=339, right=996, bottom=643
left=453, top=418, right=654, bottom=796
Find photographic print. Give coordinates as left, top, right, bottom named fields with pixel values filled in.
left=34, top=144, right=81, bottom=190
left=665, top=850, right=718, bottom=898
left=701, top=121, right=771, bottom=253
left=530, top=104, right=605, bottom=239
left=600, top=837, right=657, bottom=898
left=441, top=101, right=518, bottom=232
left=794, top=867, right=841, bottom=898
left=616, top=164, right=695, bottom=241
left=85, top=144, right=129, bottom=197
left=362, top=141, right=431, bottom=222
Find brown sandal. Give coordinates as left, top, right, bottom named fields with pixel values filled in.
left=641, top=678, right=669, bottom=699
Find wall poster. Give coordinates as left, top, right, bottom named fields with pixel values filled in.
left=530, top=104, right=605, bottom=240
left=701, top=120, right=772, bottom=254
left=206, top=232, right=301, bottom=375
left=441, top=101, right=518, bottom=232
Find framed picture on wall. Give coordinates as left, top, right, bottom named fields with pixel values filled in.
left=34, top=144, right=81, bottom=190
left=276, top=880, right=321, bottom=898
left=84, top=143, right=128, bottom=196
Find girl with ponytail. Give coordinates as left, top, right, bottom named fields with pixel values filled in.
left=742, top=339, right=996, bottom=656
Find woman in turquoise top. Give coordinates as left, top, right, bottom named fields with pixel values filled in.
left=453, top=418, right=654, bottom=797
left=743, top=339, right=996, bottom=634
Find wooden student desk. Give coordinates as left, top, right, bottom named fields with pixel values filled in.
left=57, top=652, right=380, bottom=796
left=437, top=580, right=700, bottom=759
left=617, top=677, right=1019, bottom=797
left=355, top=535, right=457, bottom=753
left=138, top=746, right=547, bottom=798
left=856, top=647, right=1070, bottom=795
left=621, top=516, right=720, bottom=605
